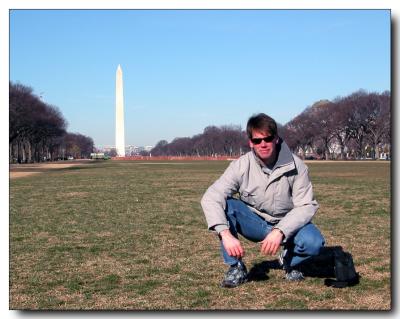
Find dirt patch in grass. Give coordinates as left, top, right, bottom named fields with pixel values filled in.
left=9, top=161, right=92, bottom=179
left=10, top=171, right=42, bottom=179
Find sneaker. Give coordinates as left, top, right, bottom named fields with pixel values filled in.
left=285, top=269, right=305, bottom=281
left=279, top=249, right=305, bottom=281
left=220, top=261, right=248, bottom=288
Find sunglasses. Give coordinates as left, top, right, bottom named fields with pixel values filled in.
left=251, top=135, right=275, bottom=145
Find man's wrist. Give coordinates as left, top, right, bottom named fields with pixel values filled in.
left=214, top=224, right=229, bottom=234
left=273, top=227, right=285, bottom=238
left=218, top=229, right=231, bottom=239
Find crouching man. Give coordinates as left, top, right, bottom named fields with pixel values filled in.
left=201, top=113, right=325, bottom=288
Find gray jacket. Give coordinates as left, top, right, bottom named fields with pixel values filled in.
left=200, top=141, right=319, bottom=239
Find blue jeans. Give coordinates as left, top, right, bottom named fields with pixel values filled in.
left=221, top=198, right=325, bottom=267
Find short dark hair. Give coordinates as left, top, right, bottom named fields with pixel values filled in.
left=246, top=113, right=277, bottom=139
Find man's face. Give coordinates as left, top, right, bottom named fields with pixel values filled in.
left=249, top=130, right=278, bottom=164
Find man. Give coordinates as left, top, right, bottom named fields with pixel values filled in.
left=201, top=113, right=325, bottom=288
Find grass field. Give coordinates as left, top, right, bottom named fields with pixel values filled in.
left=9, top=160, right=391, bottom=310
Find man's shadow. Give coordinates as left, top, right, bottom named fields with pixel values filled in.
left=248, top=246, right=359, bottom=284
left=247, top=259, right=278, bottom=282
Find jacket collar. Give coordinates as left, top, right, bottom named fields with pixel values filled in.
left=274, top=141, right=294, bottom=169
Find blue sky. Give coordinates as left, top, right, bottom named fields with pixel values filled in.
left=10, top=9, right=390, bottom=147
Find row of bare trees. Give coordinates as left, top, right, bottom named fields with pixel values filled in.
left=151, top=90, right=390, bottom=160
left=281, top=90, right=390, bottom=160
left=151, top=125, right=250, bottom=157
left=9, top=82, right=94, bottom=163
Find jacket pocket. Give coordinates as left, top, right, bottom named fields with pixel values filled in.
left=240, top=191, right=257, bottom=207
left=274, top=198, right=293, bottom=216
left=273, top=176, right=293, bottom=215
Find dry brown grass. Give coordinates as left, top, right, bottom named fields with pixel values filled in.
left=9, top=160, right=391, bottom=310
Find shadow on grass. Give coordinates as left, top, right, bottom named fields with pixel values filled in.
left=63, top=164, right=99, bottom=171
left=248, top=246, right=361, bottom=287
left=247, top=259, right=284, bottom=281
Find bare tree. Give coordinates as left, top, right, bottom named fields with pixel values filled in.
left=64, top=133, right=94, bottom=159
left=344, top=90, right=377, bottom=159
left=283, top=109, right=318, bottom=157
left=309, top=101, right=337, bottom=160
left=364, top=92, right=390, bottom=159
left=329, top=96, right=354, bottom=160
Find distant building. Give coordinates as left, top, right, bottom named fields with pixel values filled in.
left=96, top=145, right=153, bottom=156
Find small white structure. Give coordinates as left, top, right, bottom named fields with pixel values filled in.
left=90, top=152, right=106, bottom=160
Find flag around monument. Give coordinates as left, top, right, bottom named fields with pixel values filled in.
left=115, top=64, right=125, bottom=157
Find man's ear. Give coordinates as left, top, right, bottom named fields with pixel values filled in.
left=249, top=140, right=254, bottom=149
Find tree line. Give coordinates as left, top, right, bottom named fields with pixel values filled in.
left=151, top=90, right=390, bottom=160
left=281, top=90, right=390, bottom=160
left=10, top=82, right=389, bottom=162
left=151, top=125, right=250, bottom=157
left=9, top=82, right=94, bottom=163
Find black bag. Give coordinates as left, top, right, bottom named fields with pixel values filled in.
left=324, top=246, right=359, bottom=288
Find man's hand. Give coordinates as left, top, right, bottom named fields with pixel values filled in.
left=260, top=229, right=284, bottom=256
left=219, top=229, right=245, bottom=258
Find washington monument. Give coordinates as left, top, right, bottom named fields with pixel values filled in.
left=115, top=64, right=125, bottom=157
